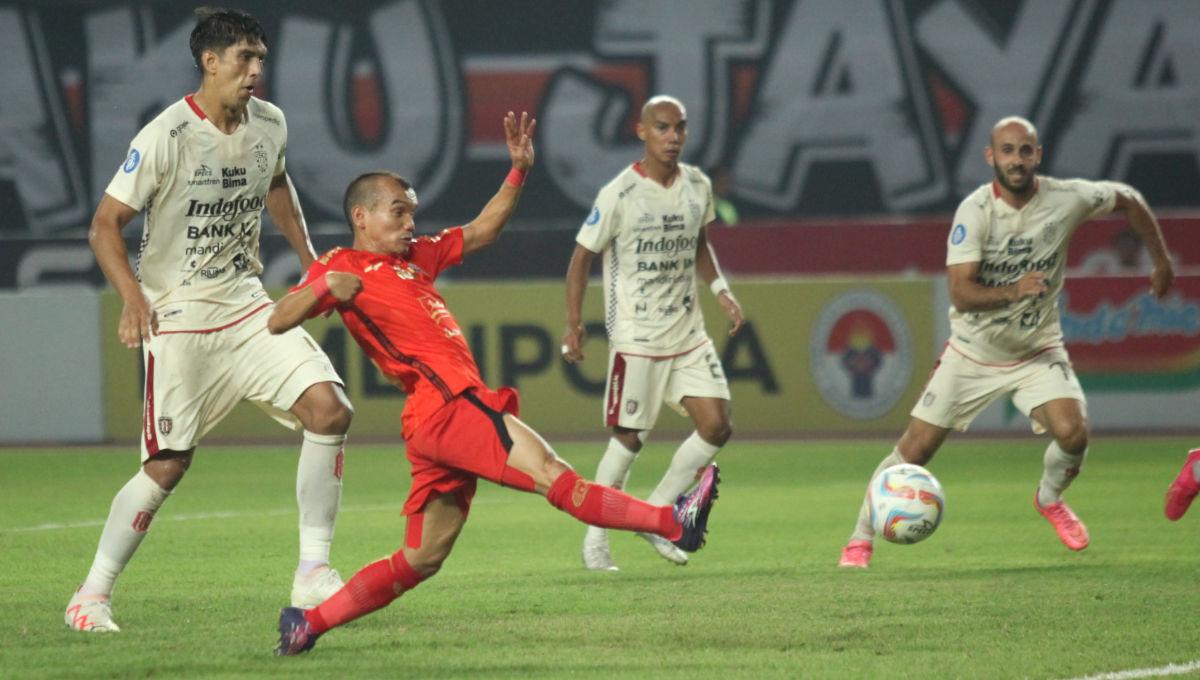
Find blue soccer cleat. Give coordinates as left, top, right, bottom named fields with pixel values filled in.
left=671, top=464, right=720, bottom=552
left=275, top=606, right=320, bottom=656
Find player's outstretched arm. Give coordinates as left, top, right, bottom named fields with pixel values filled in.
left=89, top=194, right=155, bottom=349
left=462, top=111, right=537, bottom=257
left=1110, top=184, right=1175, bottom=298
left=267, top=171, right=318, bottom=271
left=562, top=245, right=597, bottom=363
left=695, top=227, right=744, bottom=336
left=268, top=272, right=362, bottom=334
left=948, top=261, right=1046, bottom=312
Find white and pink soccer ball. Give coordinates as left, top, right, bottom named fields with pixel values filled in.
left=869, top=464, right=945, bottom=544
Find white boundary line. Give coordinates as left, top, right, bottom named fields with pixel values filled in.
left=1061, top=660, right=1200, bottom=680
left=4, top=497, right=513, bottom=533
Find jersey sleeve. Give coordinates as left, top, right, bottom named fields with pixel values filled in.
left=274, top=109, right=288, bottom=176
left=290, top=250, right=341, bottom=318
left=575, top=183, right=621, bottom=253
left=701, top=172, right=717, bottom=225
left=1075, top=179, right=1119, bottom=222
left=409, top=227, right=464, bottom=279
left=945, top=196, right=986, bottom=266
left=103, top=123, right=170, bottom=212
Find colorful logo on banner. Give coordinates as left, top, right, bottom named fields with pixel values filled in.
left=809, top=290, right=913, bottom=419
left=1061, top=276, right=1200, bottom=391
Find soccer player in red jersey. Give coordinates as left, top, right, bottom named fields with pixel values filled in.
left=269, top=112, right=719, bottom=656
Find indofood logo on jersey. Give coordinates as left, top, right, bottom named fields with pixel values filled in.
left=809, top=290, right=913, bottom=420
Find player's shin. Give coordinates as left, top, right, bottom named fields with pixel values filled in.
left=547, top=470, right=679, bottom=540
left=585, top=438, right=639, bottom=544
left=81, top=470, right=171, bottom=596
left=1038, top=440, right=1085, bottom=506
left=850, top=449, right=905, bottom=541
left=304, top=550, right=424, bottom=635
left=647, top=432, right=719, bottom=505
left=296, top=431, right=345, bottom=573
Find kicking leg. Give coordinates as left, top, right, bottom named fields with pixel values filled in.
left=1031, top=398, right=1090, bottom=551
left=277, top=491, right=465, bottom=655
left=839, top=418, right=947, bottom=568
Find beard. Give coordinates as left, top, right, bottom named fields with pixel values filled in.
left=993, top=163, right=1035, bottom=194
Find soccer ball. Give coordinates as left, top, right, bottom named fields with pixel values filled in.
left=869, top=463, right=944, bottom=544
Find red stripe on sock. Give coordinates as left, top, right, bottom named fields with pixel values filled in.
left=546, top=470, right=677, bottom=537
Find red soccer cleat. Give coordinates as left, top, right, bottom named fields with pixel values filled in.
left=1165, top=449, right=1200, bottom=521
left=1034, top=491, right=1089, bottom=551
left=837, top=539, right=873, bottom=568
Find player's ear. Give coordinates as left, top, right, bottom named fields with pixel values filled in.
left=202, top=49, right=220, bottom=76
left=984, top=145, right=995, bottom=166
left=636, top=122, right=646, bottom=143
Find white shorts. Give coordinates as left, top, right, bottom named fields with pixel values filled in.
left=604, top=340, right=731, bottom=430
left=140, top=306, right=343, bottom=459
left=910, top=344, right=1086, bottom=434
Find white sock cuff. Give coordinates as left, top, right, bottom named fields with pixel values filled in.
left=686, top=431, right=722, bottom=457
left=303, top=431, right=347, bottom=447
left=134, top=468, right=171, bottom=504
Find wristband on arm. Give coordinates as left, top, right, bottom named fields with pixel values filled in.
left=709, top=276, right=731, bottom=298
left=505, top=167, right=527, bottom=187
left=310, top=272, right=332, bottom=303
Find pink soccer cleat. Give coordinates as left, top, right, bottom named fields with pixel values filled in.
left=837, top=539, right=873, bottom=568
left=1165, top=449, right=1200, bottom=521
left=1034, top=491, right=1089, bottom=551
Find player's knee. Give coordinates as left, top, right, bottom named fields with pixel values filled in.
left=1057, top=422, right=1089, bottom=456
left=407, top=545, right=450, bottom=579
left=142, top=452, right=191, bottom=490
left=309, top=401, right=354, bottom=435
left=698, top=421, right=732, bottom=447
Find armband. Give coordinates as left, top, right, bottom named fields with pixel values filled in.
left=310, top=272, right=332, bottom=302
left=505, top=167, right=527, bottom=187
left=709, top=276, right=731, bottom=297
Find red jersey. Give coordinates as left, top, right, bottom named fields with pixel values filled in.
left=295, top=228, right=485, bottom=438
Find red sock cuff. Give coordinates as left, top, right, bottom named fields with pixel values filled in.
left=304, top=607, right=329, bottom=634
left=546, top=470, right=582, bottom=511
left=389, top=550, right=424, bottom=591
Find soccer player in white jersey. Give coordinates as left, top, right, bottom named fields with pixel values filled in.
left=65, top=8, right=352, bottom=632
left=562, top=95, right=745, bottom=571
left=838, top=116, right=1175, bottom=568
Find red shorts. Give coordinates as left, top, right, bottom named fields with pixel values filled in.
left=402, top=386, right=521, bottom=516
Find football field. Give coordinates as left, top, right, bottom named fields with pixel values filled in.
left=2, top=436, right=1198, bottom=679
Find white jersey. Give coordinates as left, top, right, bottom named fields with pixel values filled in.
left=577, top=162, right=715, bottom=357
left=946, top=176, right=1118, bottom=364
left=105, top=95, right=288, bottom=330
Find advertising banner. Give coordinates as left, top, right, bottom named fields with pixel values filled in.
left=102, top=279, right=937, bottom=440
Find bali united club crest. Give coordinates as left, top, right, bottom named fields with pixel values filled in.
left=809, top=290, right=913, bottom=420
left=158, top=416, right=173, bottom=435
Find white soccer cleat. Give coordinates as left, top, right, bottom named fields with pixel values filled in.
left=65, top=588, right=120, bottom=632
left=582, top=538, right=619, bottom=572
left=290, top=565, right=344, bottom=609
left=637, top=531, right=689, bottom=565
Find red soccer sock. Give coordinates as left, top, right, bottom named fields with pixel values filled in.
left=304, top=550, right=424, bottom=634
left=546, top=470, right=681, bottom=541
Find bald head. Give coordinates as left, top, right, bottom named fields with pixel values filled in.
left=991, top=116, right=1038, bottom=146
left=641, top=95, right=687, bottom=123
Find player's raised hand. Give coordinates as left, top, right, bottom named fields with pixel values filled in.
left=118, top=293, right=157, bottom=349
left=327, top=272, right=363, bottom=303
left=505, top=111, right=536, bottom=170
left=561, top=324, right=586, bottom=364
left=718, top=291, right=745, bottom=336
left=1150, top=261, right=1175, bottom=299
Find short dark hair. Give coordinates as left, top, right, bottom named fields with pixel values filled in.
left=189, top=7, right=266, bottom=70
left=343, top=172, right=412, bottom=231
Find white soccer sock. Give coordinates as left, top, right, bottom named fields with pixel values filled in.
left=646, top=432, right=721, bottom=506
left=80, top=469, right=171, bottom=597
left=584, top=437, right=640, bottom=544
left=1038, top=440, right=1085, bottom=507
left=850, top=449, right=905, bottom=542
left=296, top=431, right=345, bottom=573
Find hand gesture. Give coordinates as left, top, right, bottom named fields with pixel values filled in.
left=1013, top=271, right=1049, bottom=301
left=561, top=324, right=586, bottom=364
left=326, top=272, right=363, bottom=303
left=118, top=293, right=157, bottom=349
left=1150, top=261, right=1175, bottom=299
left=718, top=291, right=745, bottom=337
left=505, top=111, right=537, bottom=171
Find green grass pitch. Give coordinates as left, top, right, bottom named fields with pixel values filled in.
left=2, top=437, right=1198, bottom=679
